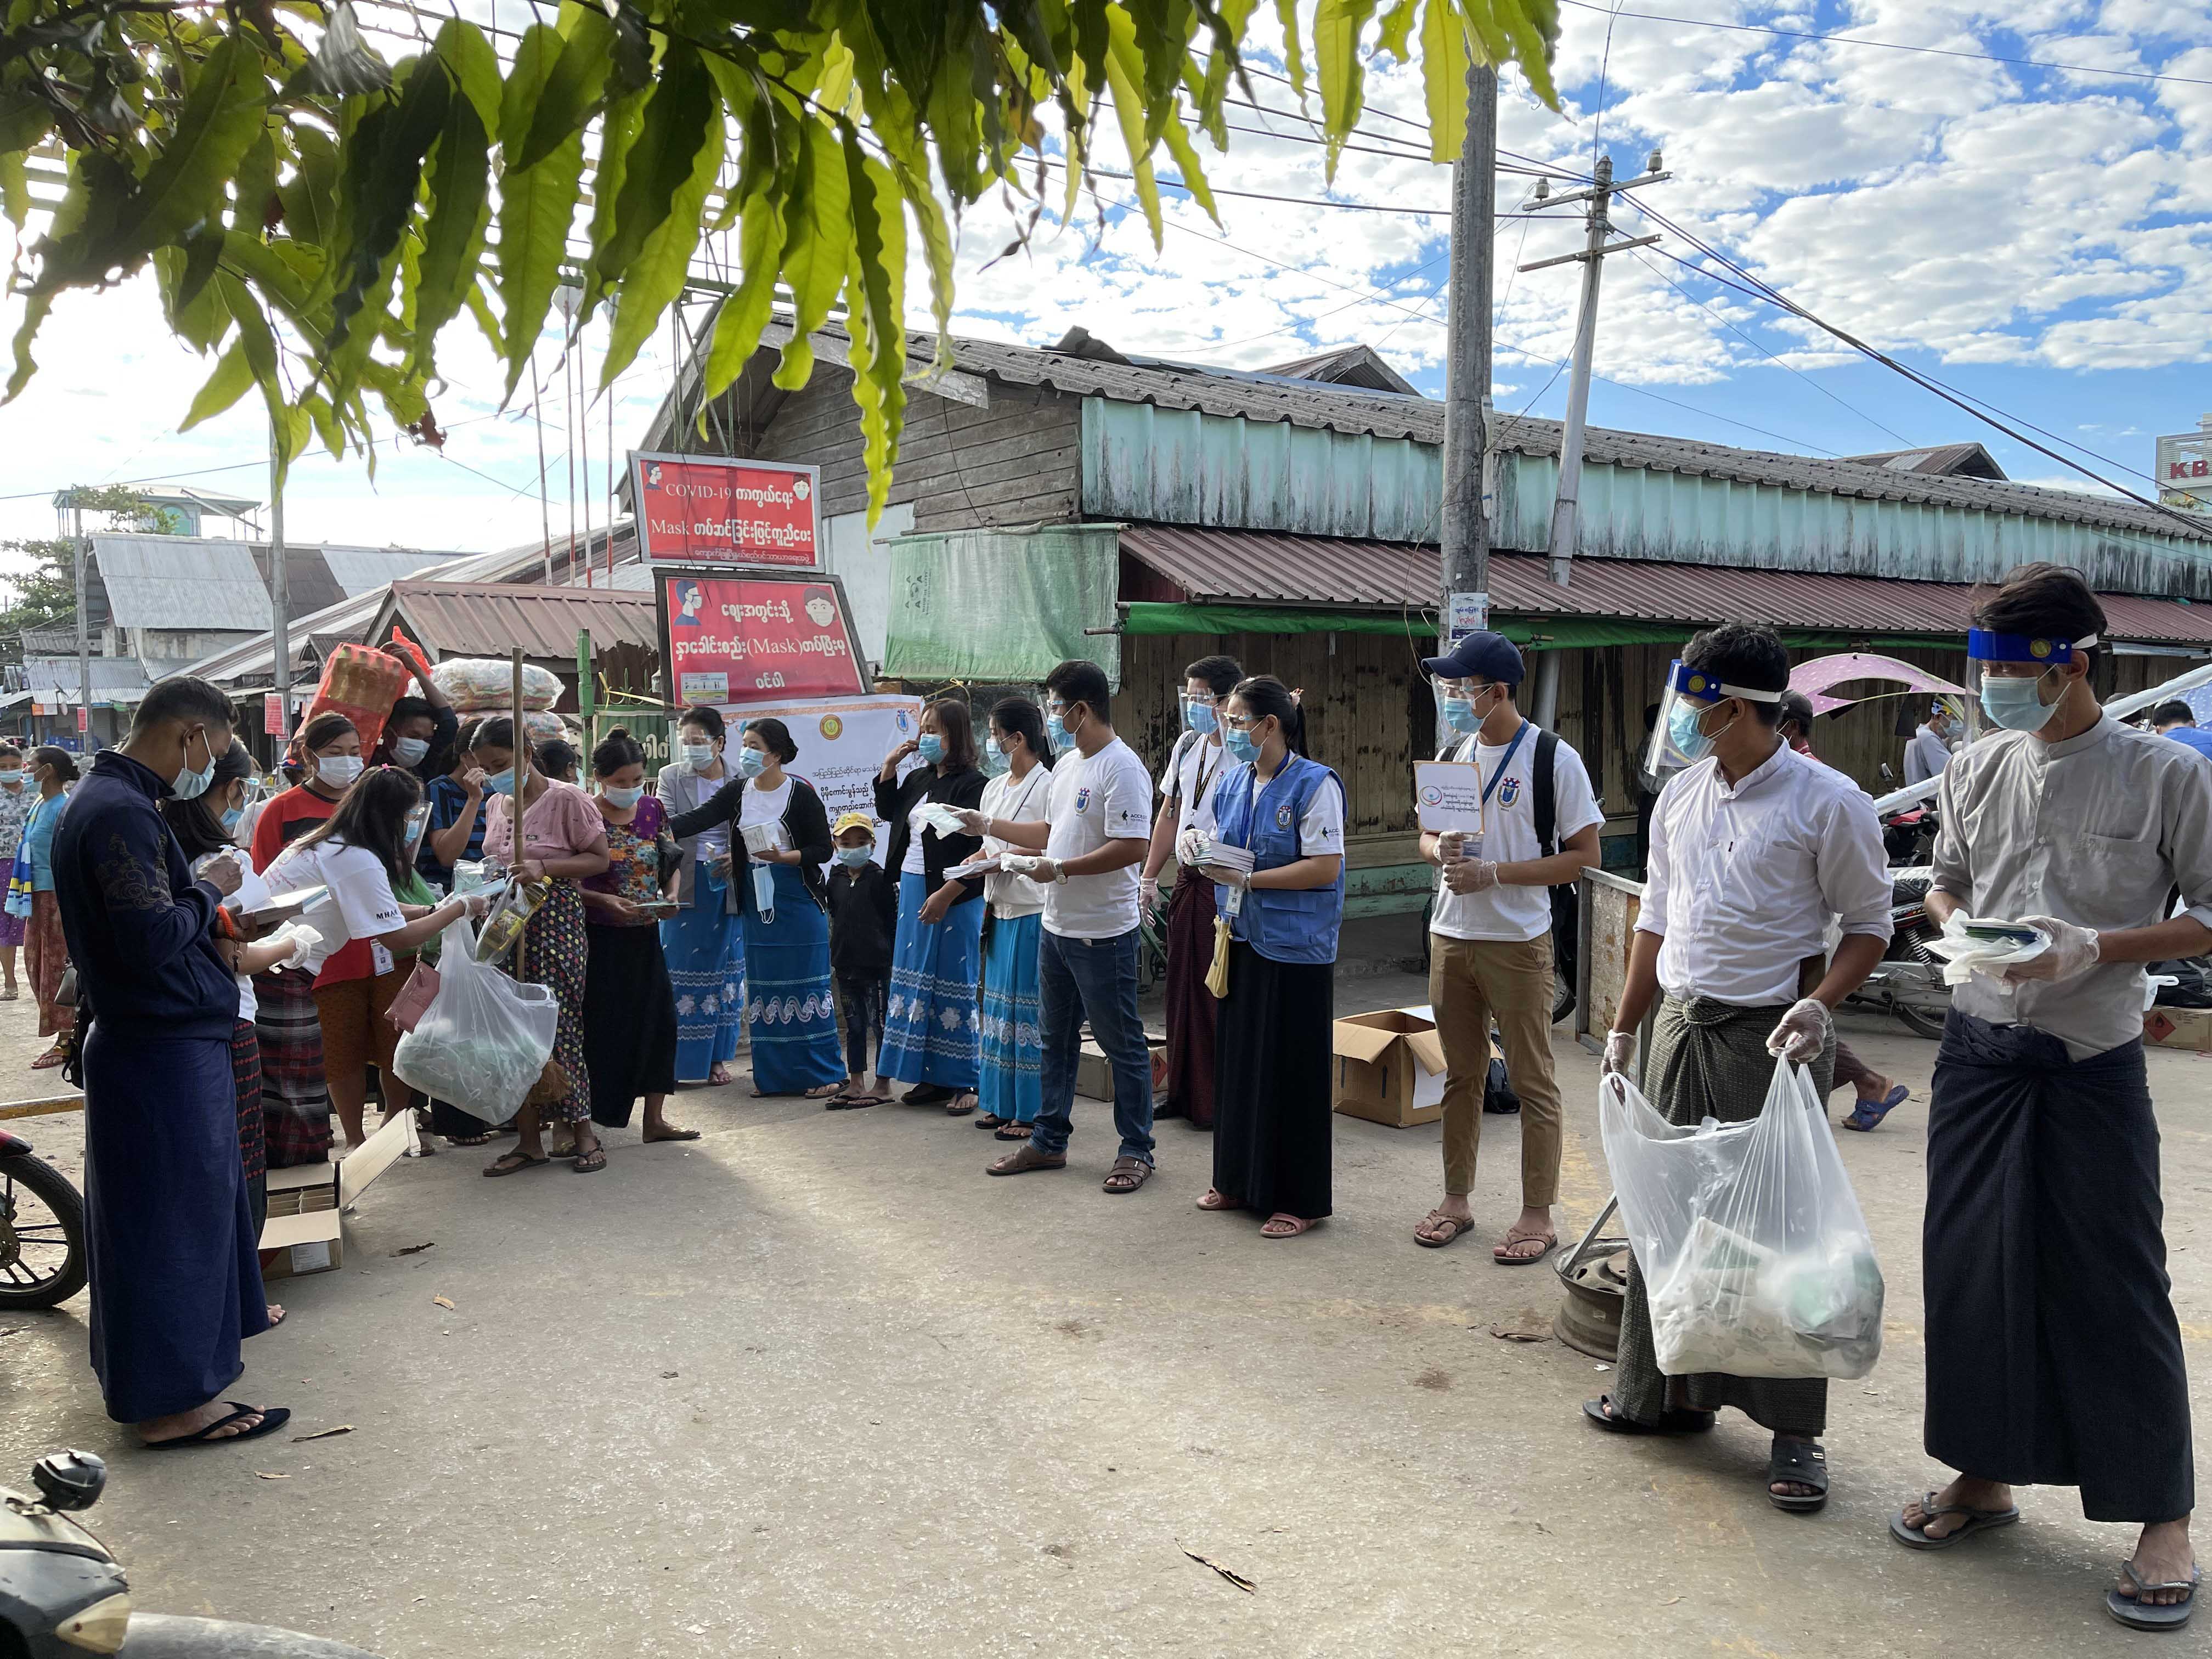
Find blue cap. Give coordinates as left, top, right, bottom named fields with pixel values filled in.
left=1421, top=630, right=1525, bottom=686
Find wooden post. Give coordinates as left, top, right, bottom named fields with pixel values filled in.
left=511, top=647, right=527, bottom=970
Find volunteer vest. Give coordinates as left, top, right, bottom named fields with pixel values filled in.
left=1211, top=753, right=1346, bottom=966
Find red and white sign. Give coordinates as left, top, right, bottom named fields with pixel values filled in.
left=264, top=693, right=287, bottom=736
left=660, top=572, right=867, bottom=707
left=76, top=707, right=87, bottom=733
left=631, top=451, right=821, bottom=570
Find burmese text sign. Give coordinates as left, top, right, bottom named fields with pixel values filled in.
left=631, top=452, right=821, bottom=569
left=659, top=569, right=869, bottom=709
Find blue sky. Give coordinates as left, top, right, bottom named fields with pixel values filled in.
left=1, top=0, right=2207, bottom=557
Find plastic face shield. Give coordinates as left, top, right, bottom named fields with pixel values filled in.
left=1640, top=659, right=1782, bottom=790
left=1965, top=628, right=2095, bottom=740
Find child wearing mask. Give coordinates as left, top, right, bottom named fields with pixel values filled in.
left=825, top=812, right=896, bottom=1108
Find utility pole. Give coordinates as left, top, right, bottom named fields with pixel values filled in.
left=1438, top=65, right=1496, bottom=656
left=70, top=498, right=89, bottom=750
left=1519, top=148, right=1669, bottom=728
left=269, top=426, right=290, bottom=740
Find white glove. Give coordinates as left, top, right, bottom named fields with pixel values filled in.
left=951, top=807, right=990, bottom=837
left=2003, top=914, right=2101, bottom=984
left=1002, top=854, right=1054, bottom=881
left=1601, top=1029, right=1637, bottom=1077
left=1140, top=874, right=1163, bottom=913
left=1176, top=827, right=1206, bottom=868
left=264, top=922, right=322, bottom=968
left=1442, top=857, right=1499, bottom=895
left=1765, top=996, right=1832, bottom=1063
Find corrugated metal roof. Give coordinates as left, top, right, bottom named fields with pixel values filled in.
left=1117, top=524, right=2212, bottom=647
left=319, top=545, right=460, bottom=597
left=19, top=656, right=154, bottom=704
left=92, top=537, right=272, bottom=630
left=1841, top=443, right=2006, bottom=481
left=379, top=580, right=658, bottom=659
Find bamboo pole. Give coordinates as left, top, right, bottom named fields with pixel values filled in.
left=511, top=647, right=527, bottom=970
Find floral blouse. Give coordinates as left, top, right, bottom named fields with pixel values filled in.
left=0, top=782, right=33, bottom=864
left=583, top=793, right=670, bottom=922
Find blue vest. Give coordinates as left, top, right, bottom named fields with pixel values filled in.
left=1209, top=754, right=1346, bottom=966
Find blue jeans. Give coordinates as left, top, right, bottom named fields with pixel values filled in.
left=1031, top=926, right=1155, bottom=1164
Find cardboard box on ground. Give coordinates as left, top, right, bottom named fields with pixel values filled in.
left=1331, top=1006, right=1484, bottom=1128
left=259, top=1108, right=413, bottom=1279
left=1073, top=1033, right=1169, bottom=1102
left=2145, top=1007, right=2212, bottom=1051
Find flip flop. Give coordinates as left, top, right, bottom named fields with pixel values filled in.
left=825, top=1094, right=878, bottom=1111
left=1582, top=1396, right=1716, bottom=1436
left=1888, top=1490, right=2022, bottom=1550
left=1414, top=1209, right=1475, bottom=1249
left=642, top=1127, right=702, bottom=1143
left=144, top=1402, right=291, bottom=1449
left=2108, top=1560, right=2200, bottom=1630
left=572, top=1146, right=607, bottom=1173
left=483, top=1151, right=550, bottom=1177
left=1767, top=1438, right=1830, bottom=1513
left=1843, top=1084, right=1910, bottom=1132
left=1493, top=1233, right=1557, bottom=1266
left=992, top=1121, right=1033, bottom=1141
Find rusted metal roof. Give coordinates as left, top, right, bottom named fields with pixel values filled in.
left=375, top=580, right=659, bottom=660
left=1841, top=443, right=2006, bottom=481
left=1118, top=523, right=2212, bottom=647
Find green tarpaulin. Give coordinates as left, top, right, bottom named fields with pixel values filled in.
left=1120, top=603, right=1975, bottom=653
left=884, top=525, right=1123, bottom=689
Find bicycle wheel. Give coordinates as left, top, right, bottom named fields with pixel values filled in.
left=0, top=1152, right=87, bottom=1310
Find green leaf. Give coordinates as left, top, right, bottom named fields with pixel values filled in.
left=434, top=17, right=504, bottom=132
left=1157, top=104, right=1218, bottom=221
left=840, top=143, right=907, bottom=526
left=179, top=336, right=255, bottom=430
left=586, top=87, right=649, bottom=287
left=1489, top=0, right=1562, bottom=108
left=5, top=293, right=52, bottom=403
left=600, top=66, right=722, bottom=387
left=0, top=154, right=26, bottom=233
left=702, top=186, right=785, bottom=405
left=1274, top=0, right=1310, bottom=102
left=1313, top=0, right=1379, bottom=180
left=153, top=244, right=230, bottom=352
left=234, top=123, right=277, bottom=236
left=411, top=88, right=492, bottom=377
left=1099, top=11, right=1163, bottom=245
left=1420, top=0, right=1471, bottom=163
left=515, top=7, right=617, bottom=173
left=498, top=24, right=587, bottom=398
left=590, top=45, right=714, bottom=309
left=1377, top=0, right=1418, bottom=59
left=326, top=55, right=449, bottom=381
left=772, top=114, right=854, bottom=392
left=278, top=126, right=339, bottom=249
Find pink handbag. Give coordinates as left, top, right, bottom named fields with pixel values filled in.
left=385, top=960, right=441, bottom=1033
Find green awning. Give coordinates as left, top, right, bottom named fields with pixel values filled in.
left=1120, top=602, right=1701, bottom=651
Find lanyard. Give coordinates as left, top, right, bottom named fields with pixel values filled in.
left=1478, top=721, right=1532, bottom=807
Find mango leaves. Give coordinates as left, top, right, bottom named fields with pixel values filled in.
left=0, top=0, right=1559, bottom=509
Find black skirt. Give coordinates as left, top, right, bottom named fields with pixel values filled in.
left=584, top=923, right=680, bottom=1128
left=1211, top=941, right=1333, bottom=1219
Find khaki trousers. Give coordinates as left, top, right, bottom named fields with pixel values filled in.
left=1428, top=932, right=1562, bottom=1206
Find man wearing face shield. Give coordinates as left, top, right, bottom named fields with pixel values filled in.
left=1892, top=565, right=2208, bottom=1630
left=1593, top=624, right=1893, bottom=1513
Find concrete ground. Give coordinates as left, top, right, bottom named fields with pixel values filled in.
left=4, top=973, right=2211, bottom=1658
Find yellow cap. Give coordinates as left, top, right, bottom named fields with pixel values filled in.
left=832, top=810, right=876, bottom=839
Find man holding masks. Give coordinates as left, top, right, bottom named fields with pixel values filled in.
left=54, top=675, right=288, bottom=1447
left=1891, top=565, right=2205, bottom=1632
left=1590, top=624, right=1892, bottom=1512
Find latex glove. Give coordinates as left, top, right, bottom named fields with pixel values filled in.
left=951, top=807, right=990, bottom=837
left=1765, top=996, right=1832, bottom=1063
left=267, top=922, right=322, bottom=968
left=2004, top=914, right=2101, bottom=984
left=1601, top=1029, right=1638, bottom=1077
left=1442, top=857, right=1499, bottom=895
left=1001, top=854, right=1046, bottom=878
left=1200, top=865, right=1250, bottom=891
left=1140, top=874, right=1163, bottom=914
left=1176, top=827, right=1206, bottom=868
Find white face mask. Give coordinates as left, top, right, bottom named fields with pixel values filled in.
left=391, top=736, right=431, bottom=768
left=601, top=784, right=644, bottom=809
left=315, top=753, right=364, bottom=787
left=681, top=742, right=714, bottom=769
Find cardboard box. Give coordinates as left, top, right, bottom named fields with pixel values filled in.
left=2145, top=1007, right=2212, bottom=1050
left=258, top=1108, right=414, bottom=1277
left=1074, top=1034, right=1170, bottom=1102
left=1332, top=1006, right=1453, bottom=1127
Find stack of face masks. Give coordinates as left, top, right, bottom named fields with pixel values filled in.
left=1922, top=914, right=2051, bottom=985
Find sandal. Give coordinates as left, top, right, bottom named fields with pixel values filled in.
left=642, top=1126, right=701, bottom=1143
left=1582, top=1396, right=1716, bottom=1435
left=986, top=1143, right=1066, bottom=1176
left=1196, top=1189, right=1238, bottom=1211
left=1767, top=1437, right=1829, bottom=1513
left=2109, top=1559, right=2200, bottom=1630
left=1843, top=1083, right=1909, bottom=1133
left=30, top=1046, right=66, bottom=1070
left=571, top=1139, right=606, bottom=1173
left=143, top=1402, right=291, bottom=1449
left=945, top=1093, right=978, bottom=1118
left=1260, top=1213, right=1317, bottom=1239
left=1102, top=1156, right=1153, bottom=1194
left=1888, top=1489, right=2022, bottom=1550
left=992, top=1121, right=1033, bottom=1141
left=901, top=1082, right=954, bottom=1106
left=1493, top=1230, right=1557, bottom=1266
left=974, top=1112, right=1008, bottom=1130
left=708, top=1064, right=733, bottom=1086
left=445, top=1132, right=495, bottom=1147
left=1414, top=1209, right=1475, bottom=1249
left=483, top=1150, right=549, bottom=1177
left=825, top=1094, right=878, bottom=1111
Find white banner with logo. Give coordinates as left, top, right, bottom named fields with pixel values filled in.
left=723, top=694, right=924, bottom=867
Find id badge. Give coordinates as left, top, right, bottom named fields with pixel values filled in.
left=372, top=941, right=395, bottom=976
left=1223, top=884, right=1245, bottom=918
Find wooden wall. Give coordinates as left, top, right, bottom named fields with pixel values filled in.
left=742, top=368, right=1081, bottom=533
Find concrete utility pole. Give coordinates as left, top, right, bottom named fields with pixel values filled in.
left=1438, top=65, right=1497, bottom=653
left=1519, top=149, right=1669, bottom=727
left=71, top=498, right=89, bottom=747
left=270, top=426, right=290, bottom=732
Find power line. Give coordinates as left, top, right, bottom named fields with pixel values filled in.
left=1071, top=162, right=1555, bottom=218
left=1556, top=0, right=2212, bottom=91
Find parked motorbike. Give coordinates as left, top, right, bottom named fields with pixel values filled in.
left=3, top=1451, right=380, bottom=1657
left=1, top=1129, right=86, bottom=1310
left=1875, top=763, right=1939, bottom=866
left=1842, top=869, right=1951, bottom=1039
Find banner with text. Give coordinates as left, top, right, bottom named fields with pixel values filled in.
left=726, top=696, right=924, bottom=868
left=660, top=569, right=870, bottom=708
left=631, top=451, right=821, bottom=570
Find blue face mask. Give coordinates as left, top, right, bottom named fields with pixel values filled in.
left=1223, top=725, right=1261, bottom=766
left=1668, top=700, right=1720, bottom=763
left=737, top=747, right=767, bottom=778
left=1046, top=714, right=1070, bottom=749
left=482, top=768, right=515, bottom=797
left=1441, top=697, right=1477, bottom=735
left=1184, top=699, right=1217, bottom=736
left=982, top=736, right=1009, bottom=775
left=918, top=733, right=945, bottom=765
left=601, top=785, right=644, bottom=809
left=173, top=730, right=218, bottom=801
left=221, top=805, right=245, bottom=832
left=1979, top=672, right=2056, bottom=733
left=835, top=845, right=873, bottom=868
left=0, top=772, right=21, bottom=787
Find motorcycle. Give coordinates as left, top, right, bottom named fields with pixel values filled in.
left=1, top=1130, right=86, bottom=1311
left=1875, top=763, right=1939, bottom=866
left=1841, top=868, right=1951, bottom=1040
left=3, top=1450, right=380, bottom=1656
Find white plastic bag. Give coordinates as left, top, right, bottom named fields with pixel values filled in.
left=1599, top=1055, right=1886, bottom=1380
left=1922, top=912, right=2050, bottom=985
left=391, top=918, right=559, bottom=1122
left=430, top=657, right=562, bottom=712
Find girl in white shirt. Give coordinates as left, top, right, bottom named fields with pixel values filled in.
left=966, top=698, right=1056, bottom=1139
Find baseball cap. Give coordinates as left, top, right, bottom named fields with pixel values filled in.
left=1420, top=629, right=1526, bottom=686
left=832, top=810, right=876, bottom=839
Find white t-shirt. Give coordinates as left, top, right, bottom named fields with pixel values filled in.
left=1221, top=764, right=1347, bottom=857
left=1042, top=737, right=1153, bottom=940
left=266, top=838, right=407, bottom=973
left=981, top=765, right=1054, bottom=917
left=1429, top=727, right=1604, bottom=944
left=199, top=851, right=264, bottom=1019
left=739, top=776, right=792, bottom=860
left=902, top=798, right=932, bottom=876
left=1159, top=730, right=1228, bottom=842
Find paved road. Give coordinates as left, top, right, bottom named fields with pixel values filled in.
left=3, top=984, right=2208, bottom=1657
